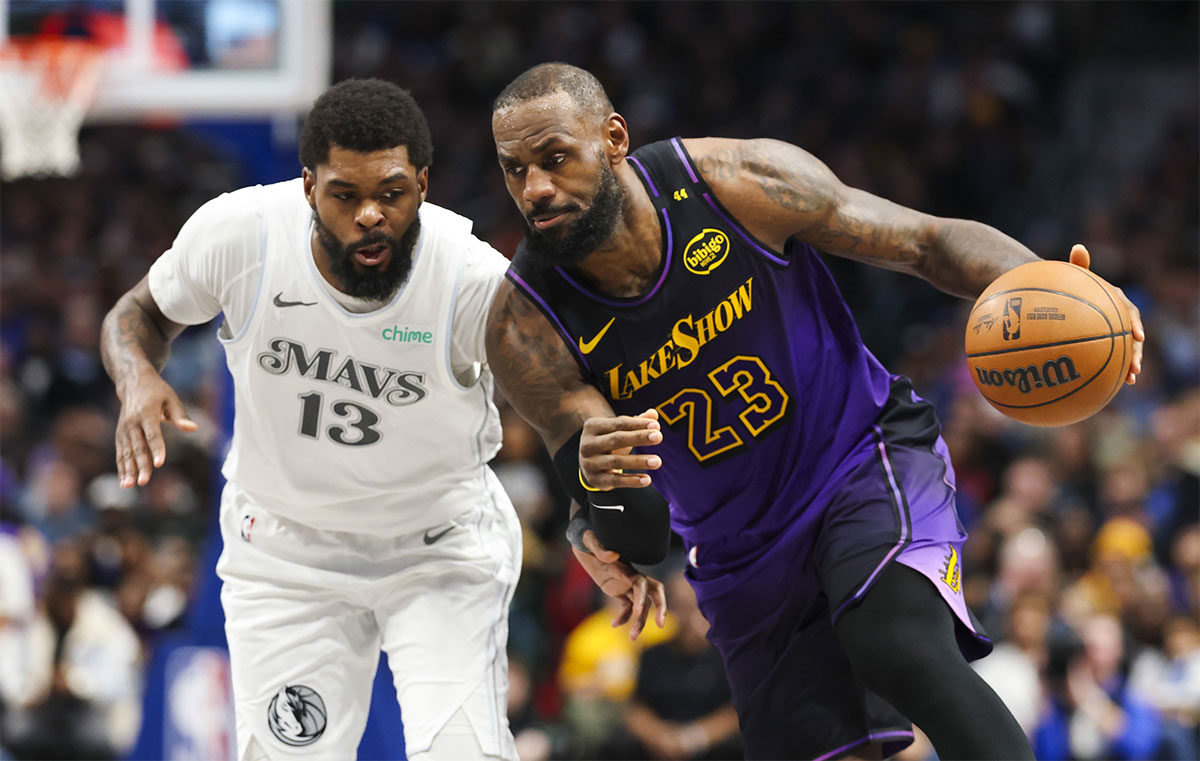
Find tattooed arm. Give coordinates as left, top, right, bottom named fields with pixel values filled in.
left=100, top=276, right=197, bottom=488
left=485, top=279, right=609, bottom=452
left=686, top=137, right=1144, bottom=382
left=486, top=279, right=668, bottom=637
left=685, top=137, right=1038, bottom=299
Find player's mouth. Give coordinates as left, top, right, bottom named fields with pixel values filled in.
left=353, top=243, right=390, bottom=267
left=530, top=209, right=574, bottom=230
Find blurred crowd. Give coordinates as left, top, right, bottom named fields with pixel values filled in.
left=0, top=3, right=1196, bottom=760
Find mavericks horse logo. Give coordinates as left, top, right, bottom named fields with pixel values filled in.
left=267, top=684, right=327, bottom=746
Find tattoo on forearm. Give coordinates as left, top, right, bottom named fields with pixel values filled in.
left=101, top=298, right=170, bottom=383
left=487, top=288, right=592, bottom=444
left=923, top=222, right=1037, bottom=298
left=810, top=209, right=929, bottom=264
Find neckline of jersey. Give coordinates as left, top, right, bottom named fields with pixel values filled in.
left=550, top=156, right=674, bottom=309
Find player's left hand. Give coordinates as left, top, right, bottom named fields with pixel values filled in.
left=580, top=409, right=663, bottom=490
left=571, top=529, right=667, bottom=641
left=1069, top=243, right=1144, bottom=385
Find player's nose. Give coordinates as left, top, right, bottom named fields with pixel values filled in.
left=355, top=201, right=384, bottom=229
left=522, top=166, right=556, bottom=204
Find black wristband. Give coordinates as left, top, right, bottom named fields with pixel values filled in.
left=588, top=485, right=672, bottom=566
left=552, top=429, right=590, bottom=506
left=566, top=512, right=593, bottom=554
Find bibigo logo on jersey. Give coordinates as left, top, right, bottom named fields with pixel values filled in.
left=684, top=228, right=730, bottom=275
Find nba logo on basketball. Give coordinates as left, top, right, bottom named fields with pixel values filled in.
left=1002, top=297, right=1022, bottom=341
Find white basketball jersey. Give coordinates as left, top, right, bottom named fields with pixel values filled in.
left=160, top=180, right=507, bottom=535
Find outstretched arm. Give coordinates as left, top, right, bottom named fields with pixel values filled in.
left=686, top=137, right=1143, bottom=383
left=687, top=137, right=1038, bottom=297
left=100, top=276, right=197, bottom=487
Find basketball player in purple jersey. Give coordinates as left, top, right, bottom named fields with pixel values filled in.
left=486, top=64, right=1145, bottom=760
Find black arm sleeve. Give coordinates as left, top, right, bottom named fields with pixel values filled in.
left=552, top=430, right=673, bottom=565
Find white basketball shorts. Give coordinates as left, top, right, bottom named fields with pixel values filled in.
left=215, top=475, right=521, bottom=760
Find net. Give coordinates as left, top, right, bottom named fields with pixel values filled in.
left=0, top=38, right=105, bottom=180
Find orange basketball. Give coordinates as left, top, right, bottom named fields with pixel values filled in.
left=964, top=260, right=1132, bottom=426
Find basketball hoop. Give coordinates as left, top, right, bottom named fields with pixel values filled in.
left=0, top=38, right=105, bottom=180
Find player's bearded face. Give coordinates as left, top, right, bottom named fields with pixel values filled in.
left=522, top=158, right=625, bottom=269
left=312, top=211, right=421, bottom=301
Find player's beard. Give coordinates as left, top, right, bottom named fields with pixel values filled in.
left=522, top=160, right=626, bottom=269
left=313, top=211, right=421, bottom=301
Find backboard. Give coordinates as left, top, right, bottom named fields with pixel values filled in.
left=2, top=0, right=330, bottom=121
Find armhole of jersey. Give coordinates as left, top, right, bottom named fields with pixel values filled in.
left=671, top=137, right=792, bottom=269
left=441, top=246, right=471, bottom=392
left=217, top=193, right=269, bottom=346
left=504, top=269, right=596, bottom=383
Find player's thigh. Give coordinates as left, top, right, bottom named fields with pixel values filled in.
left=222, top=573, right=380, bottom=760
left=376, top=503, right=520, bottom=760
left=722, top=603, right=912, bottom=760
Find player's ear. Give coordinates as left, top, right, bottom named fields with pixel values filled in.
left=605, top=112, right=630, bottom=163
left=416, top=167, right=428, bottom=202
left=302, top=167, right=317, bottom=209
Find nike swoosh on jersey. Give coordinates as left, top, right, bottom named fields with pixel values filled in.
left=591, top=503, right=625, bottom=512
left=423, top=526, right=454, bottom=544
left=273, top=292, right=318, bottom=308
left=578, top=317, right=616, bottom=354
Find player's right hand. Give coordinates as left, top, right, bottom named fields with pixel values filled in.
left=580, top=408, right=663, bottom=490
left=572, top=529, right=667, bottom=641
left=115, top=371, right=197, bottom=488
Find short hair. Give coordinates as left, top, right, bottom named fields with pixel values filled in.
left=299, top=78, right=433, bottom=171
left=493, top=62, right=613, bottom=117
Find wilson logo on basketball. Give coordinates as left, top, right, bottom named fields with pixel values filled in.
left=974, top=356, right=1082, bottom=394
left=684, top=228, right=730, bottom=275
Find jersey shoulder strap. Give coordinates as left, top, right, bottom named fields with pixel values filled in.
left=631, top=137, right=793, bottom=267
left=626, top=138, right=708, bottom=211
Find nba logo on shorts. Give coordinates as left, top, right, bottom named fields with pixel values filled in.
left=267, top=684, right=327, bottom=746
left=240, top=515, right=255, bottom=542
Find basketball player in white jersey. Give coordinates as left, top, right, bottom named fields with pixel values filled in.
left=100, top=79, right=521, bottom=761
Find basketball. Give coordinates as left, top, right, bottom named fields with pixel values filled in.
left=965, top=260, right=1132, bottom=426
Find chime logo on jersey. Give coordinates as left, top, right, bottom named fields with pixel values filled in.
left=267, top=684, right=327, bottom=747
left=257, top=337, right=427, bottom=406
left=683, top=228, right=730, bottom=275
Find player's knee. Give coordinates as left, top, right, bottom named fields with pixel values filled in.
left=836, top=599, right=946, bottom=700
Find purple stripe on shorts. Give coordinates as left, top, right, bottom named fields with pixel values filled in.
left=814, top=730, right=915, bottom=761
left=506, top=270, right=589, bottom=368
left=554, top=208, right=674, bottom=308
left=670, top=137, right=700, bottom=183
left=832, top=424, right=909, bottom=621
left=702, top=193, right=789, bottom=266
left=627, top=156, right=659, bottom=198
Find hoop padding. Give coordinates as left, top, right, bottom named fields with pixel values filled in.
left=0, top=39, right=105, bottom=179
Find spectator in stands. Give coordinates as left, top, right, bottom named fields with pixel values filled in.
left=0, top=573, right=143, bottom=760
left=625, top=570, right=741, bottom=761
left=1034, top=613, right=1172, bottom=760
left=558, top=594, right=675, bottom=759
